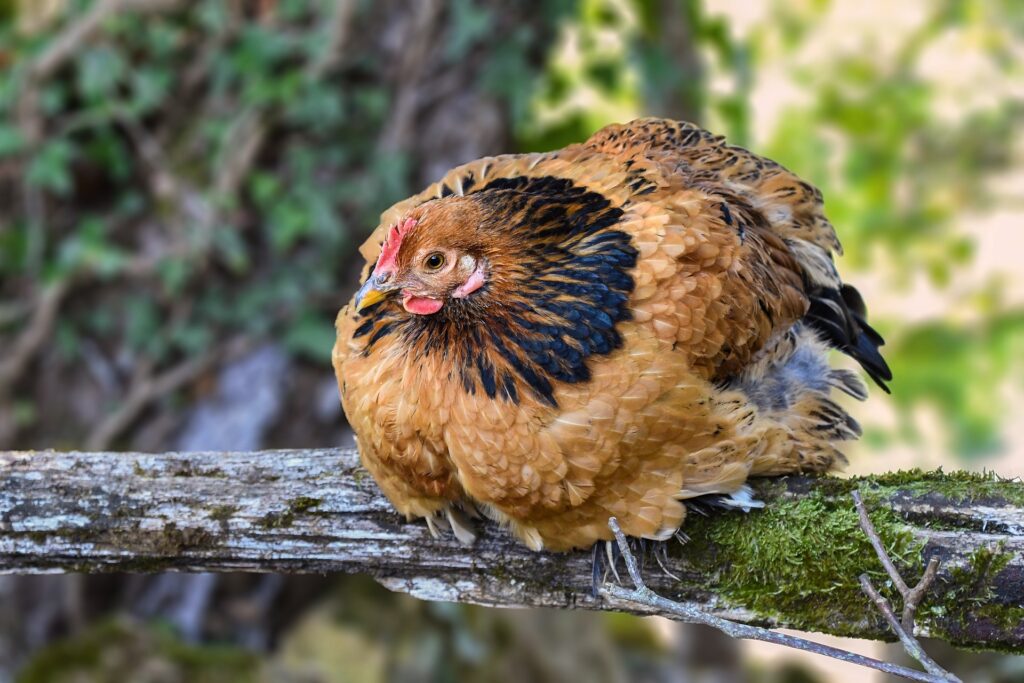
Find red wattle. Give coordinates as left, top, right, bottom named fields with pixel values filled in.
left=402, top=294, right=443, bottom=315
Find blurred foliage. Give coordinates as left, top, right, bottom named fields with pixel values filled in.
left=3, top=1, right=371, bottom=370
left=17, top=618, right=261, bottom=683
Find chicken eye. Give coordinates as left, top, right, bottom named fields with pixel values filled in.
left=424, top=253, right=446, bottom=271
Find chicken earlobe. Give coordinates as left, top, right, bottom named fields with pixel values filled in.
left=451, top=260, right=486, bottom=299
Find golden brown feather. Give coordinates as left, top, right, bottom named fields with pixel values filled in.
left=333, top=118, right=891, bottom=551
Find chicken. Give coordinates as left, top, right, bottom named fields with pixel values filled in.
left=333, top=118, right=891, bottom=552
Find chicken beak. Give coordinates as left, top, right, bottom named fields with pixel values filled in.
left=354, top=275, right=394, bottom=311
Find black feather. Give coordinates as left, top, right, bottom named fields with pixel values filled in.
left=804, top=283, right=892, bottom=392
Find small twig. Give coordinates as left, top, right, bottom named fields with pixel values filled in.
left=853, top=491, right=959, bottom=681
left=853, top=490, right=943, bottom=629
left=859, top=575, right=956, bottom=680
left=29, top=0, right=122, bottom=82
left=904, top=556, right=940, bottom=631
left=600, top=518, right=949, bottom=683
left=853, top=489, right=909, bottom=595
left=305, top=0, right=356, bottom=80
left=84, top=337, right=251, bottom=450
left=0, top=281, right=69, bottom=397
left=28, top=0, right=185, bottom=80
left=376, top=0, right=442, bottom=156
left=117, top=115, right=181, bottom=205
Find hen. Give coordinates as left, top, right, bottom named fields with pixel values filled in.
left=333, top=118, right=890, bottom=552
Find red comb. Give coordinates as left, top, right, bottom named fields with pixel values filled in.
left=375, top=217, right=417, bottom=274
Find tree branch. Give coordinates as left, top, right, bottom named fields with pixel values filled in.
left=0, top=448, right=1022, bottom=654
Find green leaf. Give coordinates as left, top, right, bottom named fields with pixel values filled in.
left=54, top=218, right=128, bottom=278
left=284, top=86, right=344, bottom=129
left=446, top=0, right=492, bottom=61
left=124, top=295, right=163, bottom=358
left=170, top=321, right=212, bottom=356
left=129, top=67, right=173, bottom=113
left=213, top=228, right=250, bottom=274
left=77, top=45, right=127, bottom=100
left=26, top=139, right=74, bottom=195
left=0, top=226, right=27, bottom=272
left=158, top=257, right=192, bottom=296
left=55, top=319, right=81, bottom=361
left=269, top=198, right=312, bottom=252
left=248, top=172, right=281, bottom=207
left=0, top=123, right=25, bottom=157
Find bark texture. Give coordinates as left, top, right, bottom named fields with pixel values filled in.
left=1, top=448, right=1022, bottom=652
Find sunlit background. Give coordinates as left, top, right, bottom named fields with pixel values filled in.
left=1, top=0, right=1023, bottom=681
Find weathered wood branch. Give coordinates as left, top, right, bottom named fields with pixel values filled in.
left=1, top=449, right=1022, bottom=653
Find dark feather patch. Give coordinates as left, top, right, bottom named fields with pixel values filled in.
left=355, top=175, right=635, bottom=407
left=804, top=283, right=892, bottom=392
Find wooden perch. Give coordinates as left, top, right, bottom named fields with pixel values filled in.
left=1, top=448, right=1022, bottom=653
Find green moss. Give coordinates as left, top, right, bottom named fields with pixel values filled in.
left=917, top=542, right=1024, bottom=654
left=677, top=487, right=920, bottom=637
left=288, top=496, right=322, bottom=513
left=930, top=543, right=1022, bottom=641
left=852, top=468, right=1024, bottom=506
left=59, top=520, right=217, bottom=557
left=150, top=522, right=215, bottom=554
left=755, top=469, right=1024, bottom=507
left=257, top=510, right=295, bottom=528
left=208, top=504, right=238, bottom=532
left=208, top=504, right=238, bottom=522
left=171, top=461, right=226, bottom=478
left=12, top=514, right=216, bottom=560
left=258, top=496, right=324, bottom=528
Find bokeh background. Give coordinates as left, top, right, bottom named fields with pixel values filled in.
left=1, top=0, right=1023, bottom=681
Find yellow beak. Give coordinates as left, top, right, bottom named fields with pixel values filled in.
left=354, top=276, right=393, bottom=311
